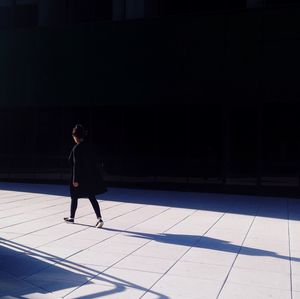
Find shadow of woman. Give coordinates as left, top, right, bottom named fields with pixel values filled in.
left=103, top=228, right=300, bottom=262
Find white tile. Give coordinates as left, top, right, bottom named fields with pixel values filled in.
left=235, top=251, right=290, bottom=273
left=228, top=267, right=291, bottom=290
left=205, top=227, right=247, bottom=244
left=72, top=228, right=116, bottom=241
left=293, top=274, right=300, bottom=292
left=142, top=274, right=222, bottom=299
left=65, top=280, right=145, bottom=299
left=99, top=267, right=162, bottom=290
left=0, top=287, right=58, bottom=299
left=243, top=236, right=289, bottom=255
left=114, top=255, right=175, bottom=273
left=23, top=278, right=81, bottom=298
left=294, top=291, right=300, bottom=299
left=195, top=237, right=241, bottom=254
left=104, top=233, right=151, bottom=245
left=181, top=247, right=236, bottom=266
left=167, top=260, right=229, bottom=281
left=67, top=250, right=127, bottom=267
left=0, top=184, right=297, bottom=299
left=47, top=236, right=99, bottom=250
left=11, top=234, right=59, bottom=248
left=133, top=242, right=188, bottom=260
left=290, top=237, right=300, bottom=251
left=292, top=252, right=300, bottom=275
left=30, top=245, right=81, bottom=260
left=89, top=241, right=143, bottom=255
left=219, top=282, right=291, bottom=299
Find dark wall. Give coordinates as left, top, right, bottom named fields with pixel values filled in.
left=0, top=6, right=300, bottom=186
left=1, top=5, right=300, bottom=106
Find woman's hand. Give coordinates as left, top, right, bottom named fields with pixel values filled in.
left=73, top=181, right=79, bottom=188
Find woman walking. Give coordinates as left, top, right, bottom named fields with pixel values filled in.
left=64, top=124, right=107, bottom=228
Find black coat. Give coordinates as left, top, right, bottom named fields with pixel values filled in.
left=69, top=142, right=107, bottom=198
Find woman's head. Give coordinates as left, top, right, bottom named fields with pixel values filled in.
left=72, top=124, right=87, bottom=143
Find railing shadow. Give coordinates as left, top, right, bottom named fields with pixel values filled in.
left=0, top=238, right=169, bottom=298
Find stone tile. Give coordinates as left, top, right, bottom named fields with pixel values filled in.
left=219, top=282, right=291, bottom=299
left=0, top=251, right=53, bottom=279
left=114, top=255, right=175, bottom=274
left=293, top=274, right=300, bottom=292
left=0, top=270, right=16, bottom=279
left=0, top=184, right=298, bottom=299
left=243, top=236, right=289, bottom=255
left=0, top=232, right=24, bottom=241
left=181, top=247, right=236, bottom=266
left=205, top=227, right=248, bottom=244
left=31, top=245, right=81, bottom=260
left=88, top=240, right=143, bottom=255
left=10, top=234, right=59, bottom=248
left=23, top=278, right=81, bottom=298
left=47, top=236, right=99, bottom=250
left=291, top=251, right=300, bottom=275
left=27, top=261, right=105, bottom=282
left=99, top=267, right=163, bottom=290
left=64, top=280, right=145, bottom=299
left=0, top=287, right=57, bottom=298
left=228, top=267, right=291, bottom=290
left=102, top=233, right=151, bottom=246
left=167, top=260, right=229, bottom=282
left=142, top=274, right=222, bottom=299
left=67, top=250, right=127, bottom=267
left=0, top=277, right=40, bottom=293
left=133, top=242, right=188, bottom=260
left=235, top=251, right=290, bottom=273
left=294, top=291, right=300, bottom=299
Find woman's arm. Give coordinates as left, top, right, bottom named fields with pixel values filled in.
left=73, top=145, right=83, bottom=187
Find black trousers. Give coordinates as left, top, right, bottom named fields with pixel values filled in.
left=70, top=195, right=102, bottom=219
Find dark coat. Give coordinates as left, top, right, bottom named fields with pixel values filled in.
left=69, top=142, right=107, bottom=198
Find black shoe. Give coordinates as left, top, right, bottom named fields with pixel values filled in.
left=95, top=219, right=104, bottom=228
left=64, top=217, right=74, bottom=223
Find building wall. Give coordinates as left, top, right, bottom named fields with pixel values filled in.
left=0, top=5, right=299, bottom=187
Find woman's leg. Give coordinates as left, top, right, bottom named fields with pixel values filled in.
left=88, top=195, right=102, bottom=219
left=70, top=196, right=79, bottom=219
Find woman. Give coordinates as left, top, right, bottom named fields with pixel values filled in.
left=64, top=124, right=107, bottom=228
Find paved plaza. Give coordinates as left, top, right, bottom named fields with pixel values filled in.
left=0, top=182, right=299, bottom=299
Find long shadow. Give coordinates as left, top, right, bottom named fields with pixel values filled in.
left=103, top=228, right=300, bottom=263
left=0, top=238, right=169, bottom=298
left=1, top=227, right=299, bottom=298
left=0, top=182, right=300, bottom=222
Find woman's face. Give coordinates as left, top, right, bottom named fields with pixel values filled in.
left=72, top=135, right=81, bottom=144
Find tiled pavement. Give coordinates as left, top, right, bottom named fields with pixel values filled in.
left=0, top=182, right=299, bottom=299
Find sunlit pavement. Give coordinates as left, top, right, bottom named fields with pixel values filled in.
left=0, top=182, right=299, bottom=299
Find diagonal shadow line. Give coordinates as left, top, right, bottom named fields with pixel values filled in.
left=0, top=237, right=170, bottom=299
left=103, top=227, right=300, bottom=262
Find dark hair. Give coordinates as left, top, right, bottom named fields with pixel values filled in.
left=72, top=124, right=87, bottom=139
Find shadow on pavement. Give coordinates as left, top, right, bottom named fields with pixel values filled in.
left=0, top=238, right=169, bottom=298
left=0, top=182, right=299, bottom=221
left=103, top=228, right=300, bottom=263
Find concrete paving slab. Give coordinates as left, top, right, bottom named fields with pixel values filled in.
left=227, top=267, right=291, bottom=290
left=218, top=282, right=291, bottom=299
left=294, top=291, right=300, bottom=299
left=0, top=182, right=299, bottom=298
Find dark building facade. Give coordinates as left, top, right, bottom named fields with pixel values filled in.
left=0, top=1, right=300, bottom=193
